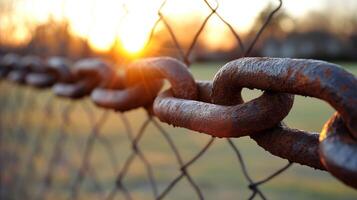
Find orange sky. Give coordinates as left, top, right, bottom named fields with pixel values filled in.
left=0, top=0, right=354, bottom=54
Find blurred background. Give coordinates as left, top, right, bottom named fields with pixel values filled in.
left=1, top=0, right=357, bottom=200
left=1, top=0, right=357, bottom=62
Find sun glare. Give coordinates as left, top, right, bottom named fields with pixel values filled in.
left=65, top=0, right=158, bottom=54
left=8, top=0, right=160, bottom=54
left=118, top=15, right=157, bottom=54
left=116, top=0, right=160, bottom=54
left=1, top=0, right=329, bottom=54
left=120, top=30, right=149, bottom=54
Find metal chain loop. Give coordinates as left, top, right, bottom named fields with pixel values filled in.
left=212, top=57, right=357, bottom=187
left=319, top=113, right=357, bottom=188
left=53, top=58, right=113, bottom=99
left=154, top=81, right=293, bottom=137
left=6, top=55, right=38, bottom=84
left=125, top=57, right=197, bottom=100
left=212, top=57, right=357, bottom=137
left=45, top=57, right=73, bottom=82
left=0, top=53, right=20, bottom=78
left=25, top=57, right=57, bottom=88
left=91, top=69, right=163, bottom=112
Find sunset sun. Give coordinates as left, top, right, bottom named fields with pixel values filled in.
left=117, top=12, right=158, bottom=54
left=63, top=0, right=160, bottom=54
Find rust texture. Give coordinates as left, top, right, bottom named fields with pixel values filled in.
left=319, top=113, right=357, bottom=188
left=73, top=58, right=114, bottom=84
left=53, top=79, right=98, bottom=99
left=125, top=57, right=197, bottom=100
left=25, top=73, right=56, bottom=88
left=90, top=58, right=169, bottom=111
left=196, top=81, right=213, bottom=103
left=0, top=53, right=20, bottom=78
left=211, top=57, right=356, bottom=188
left=124, top=56, right=287, bottom=136
left=212, top=57, right=357, bottom=138
left=250, top=123, right=324, bottom=170
left=91, top=76, right=162, bottom=111
left=7, top=70, right=28, bottom=84
left=53, top=58, right=113, bottom=99
left=6, top=55, right=42, bottom=84
left=18, top=55, right=44, bottom=72
left=24, top=57, right=62, bottom=88
left=46, top=57, right=74, bottom=83
left=154, top=81, right=293, bottom=138
left=92, top=57, right=195, bottom=112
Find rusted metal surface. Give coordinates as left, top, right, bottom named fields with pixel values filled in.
left=53, top=58, right=113, bottom=99
left=154, top=82, right=293, bottom=138
left=0, top=53, right=20, bottom=78
left=100, top=73, right=125, bottom=90
left=24, top=57, right=62, bottom=88
left=196, top=81, right=213, bottom=103
left=250, top=123, right=324, bottom=170
left=0, top=53, right=20, bottom=68
left=6, top=55, right=42, bottom=84
left=0, top=70, right=5, bottom=78
left=212, top=57, right=357, bottom=188
left=212, top=57, right=357, bottom=138
left=7, top=70, right=28, bottom=84
left=90, top=70, right=162, bottom=111
left=93, top=57, right=194, bottom=112
left=125, top=57, right=197, bottom=100
left=46, top=57, right=74, bottom=83
left=91, top=80, right=162, bottom=112
left=53, top=79, right=97, bottom=99
left=25, top=73, right=56, bottom=88
left=73, top=58, right=114, bottom=84
left=319, top=113, right=357, bottom=188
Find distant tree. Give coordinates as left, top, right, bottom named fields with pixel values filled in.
left=22, top=18, right=94, bottom=59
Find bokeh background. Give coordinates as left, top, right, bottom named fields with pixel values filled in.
left=0, top=0, right=357, bottom=200
left=1, top=0, right=357, bottom=61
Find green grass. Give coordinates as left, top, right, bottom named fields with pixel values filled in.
left=1, top=62, right=356, bottom=200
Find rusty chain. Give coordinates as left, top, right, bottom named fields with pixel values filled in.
left=0, top=0, right=356, bottom=199
left=1, top=53, right=356, bottom=191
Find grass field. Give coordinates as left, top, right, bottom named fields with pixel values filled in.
left=1, top=62, right=356, bottom=200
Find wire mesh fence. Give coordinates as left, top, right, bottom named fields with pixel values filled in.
left=0, top=0, right=356, bottom=200
left=0, top=80, right=296, bottom=200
